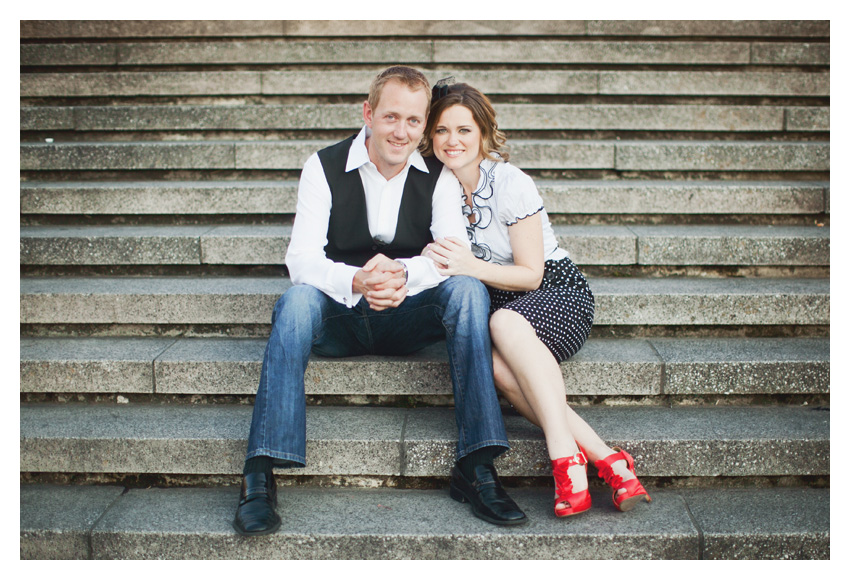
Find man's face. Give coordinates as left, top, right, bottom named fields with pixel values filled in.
left=363, top=80, right=429, bottom=180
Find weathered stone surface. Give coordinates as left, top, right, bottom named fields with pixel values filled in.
left=234, top=141, right=326, bottom=170
left=509, top=141, right=614, bottom=169
left=23, top=70, right=830, bottom=98
left=20, top=141, right=236, bottom=171
left=538, top=180, right=827, bottom=215
left=22, top=140, right=829, bottom=172
left=599, top=71, right=830, bottom=96
left=20, top=106, right=74, bottom=130
left=615, top=141, right=829, bottom=172
left=20, top=404, right=407, bottom=476
left=401, top=406, right=829, bottom=477
left=22, top=336, right=827, bottom=398
left=70, top=104, right=363, bottom=131
left=20, top=277, right=829, bottom=326
left=20, top=20, right=286, bottom=38
left=20, top=72, right=263, bottom=97
left=751, top=42, right=830, bottom=65
left=21, top=43, right=119, bottom=66
left=21, top=20, right=830, bottom=39
left=20, top=225, right=213, bottom=265
left=88, top=487, right=690, bottom=559
left=20, top=405, right=830, bottom=477
left=20, top=277, right=291, bottom=325
left=21, top=484, right=829, bottom=560
left=152, top=338, right=663, bottom=397
left=20, top=181, right=298, bottom=215
left=631, top=225, right=829, bottom=266
left=22, top=180, right=826, bottom=216
left=434, top=41, right=750, bottom=64
left=554, top=225, right=636, bottom=265
left=686, top=488, right=830, bottom=559
left=587, top=21, right=829, bottom=37
left=25, top=104, right=811, bottom=132
left=20, top=484, right=125, bottom=560
left=652, top=337, right=830, bottom=395
left=200, top=225, right=288, bottom=265
left=114, top=41, right=432, bottom=65
left=20, top=337, right=176, bottom=393
left=786, top=107, right=830, bottom=132
left=497, top=104, right=785, bottom=132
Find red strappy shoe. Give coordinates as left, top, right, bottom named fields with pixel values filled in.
left=594, top=447, right=651, bottom=512
left=551, top=450, right=592, bottom=518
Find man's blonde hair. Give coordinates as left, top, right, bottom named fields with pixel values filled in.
left=368, top=66, right=432, bottom=111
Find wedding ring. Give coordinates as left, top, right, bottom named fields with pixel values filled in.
left=446, top=259, right=452, bottom=267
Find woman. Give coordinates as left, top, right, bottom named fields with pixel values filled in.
left=421, top=82, right=651, bottom=517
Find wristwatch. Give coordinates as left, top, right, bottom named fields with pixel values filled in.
left=399, top=261, right=409, bottom=283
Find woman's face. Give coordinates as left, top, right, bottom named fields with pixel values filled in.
left=431, top=105, right=484, bottom=176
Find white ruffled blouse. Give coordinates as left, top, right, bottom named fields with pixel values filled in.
left=458, top=158, right=568, bottom=266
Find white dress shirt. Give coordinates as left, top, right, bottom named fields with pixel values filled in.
left=285, top=126, right=469, bottom=308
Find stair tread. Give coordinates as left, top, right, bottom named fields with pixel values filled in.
left=19, top=484, right=829, bottom=559
left=20, top=403, right=830, bottom=477
left=20, top=336, right=830, bottom=396
left=20, top=103, right=830, bottom=132
left=19, top=276, right=830, bottom=326
left=20, top=179, right=829, bottom=216
left=20, top=223, right=830, bottom=267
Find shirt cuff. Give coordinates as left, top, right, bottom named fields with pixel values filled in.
left=400, top=256, right=443, bottom=296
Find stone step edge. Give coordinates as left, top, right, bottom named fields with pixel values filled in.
left=19, top=20, right=831, bottom=39
left=18, top=223, right=831, bottom=267
left=19, top=484, right=830, bottom=560
left=19, top=179, right=830, bottom=216
left=19, top=404, right=830, bottom=477
left=19, top=139, right=831, bottom=172
left=20, top=70, right=832, bottom=98
left=19, top=39, right=830, bottom=68
left=19, top=336, right=831, bottom=397
left=20, top=103, right=831, bottom=133
left=19, top=276, right=832, bottom=326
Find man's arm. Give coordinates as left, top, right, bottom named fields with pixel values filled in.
left=399, top=166, right=470, bottom=294
left=285, top=153, right=362, bottom=307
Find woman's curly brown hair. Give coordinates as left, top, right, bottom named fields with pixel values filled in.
left=420, top=83, right=509, bottom=162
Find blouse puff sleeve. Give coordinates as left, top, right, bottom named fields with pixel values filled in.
left=496, top=163, right=545, bottom=227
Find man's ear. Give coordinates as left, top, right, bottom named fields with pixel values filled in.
left=363, top=100, right=373, bottom=128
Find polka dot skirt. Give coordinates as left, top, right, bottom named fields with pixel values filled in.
left=488, top=257, right=595, bottom=363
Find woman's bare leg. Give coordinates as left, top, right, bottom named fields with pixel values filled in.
left=490, top=310, right=635, bottom=499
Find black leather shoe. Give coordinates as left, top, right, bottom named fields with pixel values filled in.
left=450, top=463, right=528, bottom=525
left=232, top=472, right=281, bottom=536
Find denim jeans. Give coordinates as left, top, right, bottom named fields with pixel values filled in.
left=245, top=275, right=510, bottom=467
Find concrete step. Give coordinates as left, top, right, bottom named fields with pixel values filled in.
left=19, top=224, right=830, bottom=267
left=20, top=179, right=829, bottom=216
left=20, top=139, right=830, bottom=172
left=20, top=336, right=830, bottom=397
left=19, top=276, right=830, bottom=326
left=20, top=104, right=831, bottom=133
left=20, top=20, right=830, bottom=39
left=20, top=39, right=829, bottom=67
left=20, top=404, right=829, bottom=477
left=20, top=70, right=830, bottom=98
left=20, top=484, right=829, bottom=559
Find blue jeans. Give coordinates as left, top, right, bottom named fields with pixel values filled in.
left=245, top=275, right=509, bottom=467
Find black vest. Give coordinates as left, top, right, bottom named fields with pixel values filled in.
left=317, top=134, right=443, bottom=268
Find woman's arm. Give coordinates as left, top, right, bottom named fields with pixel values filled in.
left=426, top=213, right=545, bottom=292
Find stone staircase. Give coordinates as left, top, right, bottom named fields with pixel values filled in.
left=20, top=20, right=829, bottom=559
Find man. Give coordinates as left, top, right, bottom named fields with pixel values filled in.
left=233, top=66, right=527, bottom=536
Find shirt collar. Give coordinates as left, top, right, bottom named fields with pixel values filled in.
left=345, top=126, right=429, bottom=175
